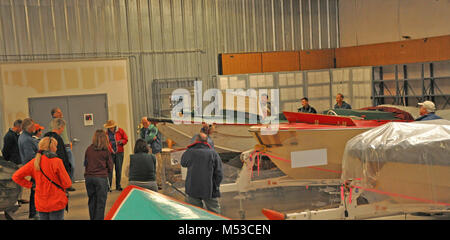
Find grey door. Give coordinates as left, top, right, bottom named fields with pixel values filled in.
left=29, top=94, right=108, bottom=181
left=28, top=96, right=70, bottom=135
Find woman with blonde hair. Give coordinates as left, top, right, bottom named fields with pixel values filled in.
left=84, top=129, right=113, bottom=220
left=12, top=137, right=72, bottom=220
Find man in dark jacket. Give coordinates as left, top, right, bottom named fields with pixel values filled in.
left=181, top=133, right=223, bottom=214
left=3, top=119, right=29, bottom=204
left=190, top=124, right=215, bottom=149
left=49, top=107, right=76, bottom=191
left=43, top=118, right=72, bottom=185
left=297, top=97, right=317, bottom=114
left=2, top=119, right=23, bottom=165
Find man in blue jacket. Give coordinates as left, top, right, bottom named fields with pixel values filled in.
left=181, top=133, right=223, bottom=214
left=334, top=93, right=352, bottom=109
left=18, top=118, right=38, bottom=165
left=18, top=118, right=39, bottom=219
left=415, top=101, right=442, bottom=121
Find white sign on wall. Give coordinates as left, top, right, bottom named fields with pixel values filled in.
left=84, top=113, right=94, bottom=126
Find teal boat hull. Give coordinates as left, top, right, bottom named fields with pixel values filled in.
left=105, top=186, right=229, bottom=220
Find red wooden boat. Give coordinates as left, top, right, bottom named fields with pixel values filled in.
left=249, top=109, right=413, bottom=180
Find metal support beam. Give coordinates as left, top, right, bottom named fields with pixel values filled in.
left=395, top=65, right=400, bottom=105
left=403, top=65, right=408, bottom=106
left=429, top=63, right=435, bottom=103
left=379, top=67, right=384, bottom=105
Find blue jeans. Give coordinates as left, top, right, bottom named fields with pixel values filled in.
left=128, top=180, right=158, bottom=192
left=38, top=209, right=65, bottom=220
left=85, top=176, right=109, bottom=220
left=65, top=146, right=75, bottom=181
left=108, top=152, right=124, bottom=189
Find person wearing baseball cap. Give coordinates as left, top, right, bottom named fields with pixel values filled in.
left=34, top=123, right=44, bottom=136
left=32, top=123, right=45, bottom=144
left=415, top=100, right=442, bottom=121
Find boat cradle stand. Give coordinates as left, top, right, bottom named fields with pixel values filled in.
left=265, top=179, right=450, bottom=220
left=219, top=149, right=342, bottom=219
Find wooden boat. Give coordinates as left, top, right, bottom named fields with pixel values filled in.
left=153, top=110, right=287, bottom=153
left=342, top=120, right=450, bottom=206
left=260, top=120, right=450, bottom=220
left=154, top=90, right=285, bottom=153
left=249, top=109, right=413, bottom=180
left=105, top=185, right=229, bottom=220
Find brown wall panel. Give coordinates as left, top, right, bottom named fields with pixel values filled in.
left=416, top=35, right=450, bottom=62
left=220, top=35, right=450, bottom=74
left=261, top=52, right=300, bottom=72
left=299, top=49, right=335, bottom=70
left=336, top=35, right=450, bottom=68
left=221, top=53, right=262, bottom=75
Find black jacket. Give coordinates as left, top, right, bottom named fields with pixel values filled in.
left=298, top=105, right=317, bottom=114
left=43, top=131, right=71, bottom=176
left=181, top=142, right=223, bottom=199
left=129, top=152, right=156, bottom=182
left=2, top=129, right=22, bottom=165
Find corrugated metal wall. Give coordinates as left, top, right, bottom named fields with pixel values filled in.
left=0, top=0, right=339, bottom=130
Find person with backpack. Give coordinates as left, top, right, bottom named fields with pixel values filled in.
left=12, top=137, right=72, bottom=220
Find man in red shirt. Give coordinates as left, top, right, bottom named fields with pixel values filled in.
left=104, top=120, right=128, bottom=191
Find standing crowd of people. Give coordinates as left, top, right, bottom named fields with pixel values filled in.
left=6, top=110, right=77, bottom=220
left=2, top=95, right=439, bottom=220
left=2, top=106, right=224, bottom=220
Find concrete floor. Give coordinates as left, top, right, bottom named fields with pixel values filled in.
left=2, top=181, right=448, bottom=220
left=2, top=181, right=122, bottom=220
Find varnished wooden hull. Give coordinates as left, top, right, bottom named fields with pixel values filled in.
left=345, top=155, right=450, bottom=205
left=250, top=126, right=370, bottom=179
left=157, top=122, right=257, bottom=153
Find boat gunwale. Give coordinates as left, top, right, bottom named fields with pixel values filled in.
left=248, top=126, right=375, bottom=132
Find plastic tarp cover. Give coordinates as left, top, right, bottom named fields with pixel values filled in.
left=341, top=119, right=450, bottom=207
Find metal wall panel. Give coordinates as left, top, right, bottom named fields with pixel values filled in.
left=0, top=0, right=340, bottom=134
